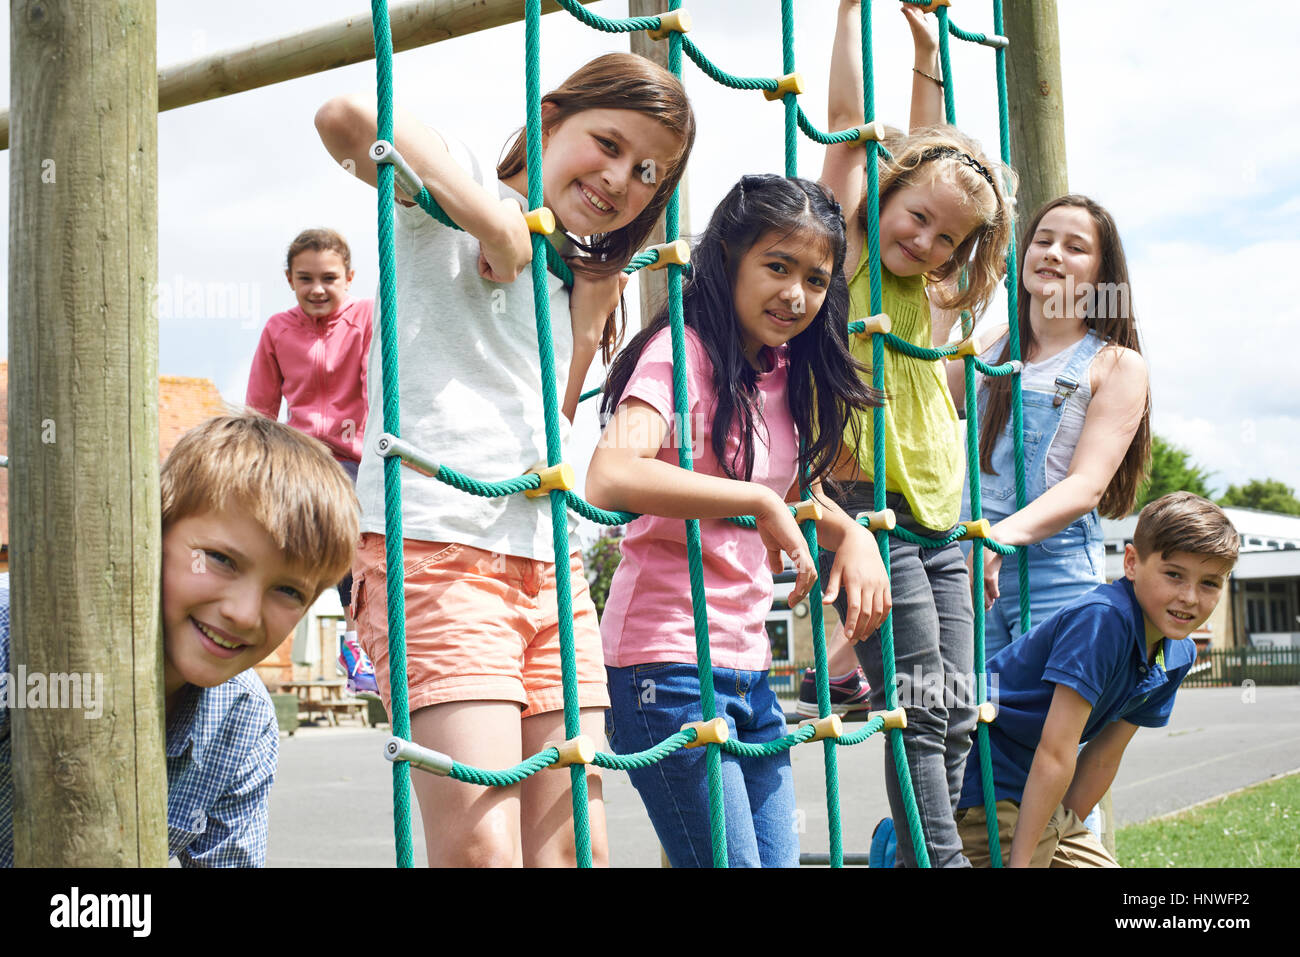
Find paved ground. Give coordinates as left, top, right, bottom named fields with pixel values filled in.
left=267, top=685, right=1300, bottom=867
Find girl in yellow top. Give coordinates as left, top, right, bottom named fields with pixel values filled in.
left=817, top=1, right=1015, bottom=867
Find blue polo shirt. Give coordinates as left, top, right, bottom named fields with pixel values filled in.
left=959, top=577, right=1196, bottom=807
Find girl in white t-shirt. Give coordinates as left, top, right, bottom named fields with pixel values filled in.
left=315, top=53, right=694, bottom=867
left=586, top=175, right=890, bottom=867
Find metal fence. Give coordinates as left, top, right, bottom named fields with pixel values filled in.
left=1181, top=646, right=1300, bottom=688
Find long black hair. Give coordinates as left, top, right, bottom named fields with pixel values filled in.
left=603, top=174, right=880, bottom=487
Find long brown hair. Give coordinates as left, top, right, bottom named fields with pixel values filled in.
left=978, top=194, right=1151, bottom=517
left=497, top=53, right=696, bottom=361
left=862, top=125, right=1016, bottom=316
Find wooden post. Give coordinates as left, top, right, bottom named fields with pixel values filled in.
left=9, top=0, right=167, bottom=865
left=1003, top=0, right=1068, bottom=222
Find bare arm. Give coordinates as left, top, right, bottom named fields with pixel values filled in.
left=1064, top=719, right=1140, bottom=819
left=561, top=272, right=627, bottom=422
left=902, top=3, right=943, bottom=131
left=990, top=347, right=1148, bottom=547
left=821, top=0, right=868, bottom=259
left=587, top=399, right=817, bottom=602
left=805, top=482, right=892, bottom=642
left=314, top=94, right=532, bottom=281
left=1010, top=683, right=1092, bottom=867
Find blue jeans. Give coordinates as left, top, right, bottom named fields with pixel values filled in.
left=822, top=484, right=976, bottom=868
left=982, top=516, right=1104, bottom=658
left=605, top=663, right=799, bottom=868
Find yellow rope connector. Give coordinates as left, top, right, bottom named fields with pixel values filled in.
left=977, top=701, right=997, bottom=724
left=682, top=717, right=730, bottom=749
left=524, top=462, right=576, bottom=499
left=524, top=207, right=556, bottom=235
left=867, top=707, right=907, bottom=730
left=945, top=335, right=982, bottom=361
left=853, top=313, right=892, bottom=339
left=853, top=121, right=886, bottom=145
left=645, top=239, right=691, bottom=271
left=544, top=735, right=597, bottom=768
left=855, top=508, right=897, bottom=532
left=792, top=499, right=823, bottom=523
left=918, top=0, right=951, bottom=12
left=959, top=518, right=992, bottom=541
left=798, top=714, right=844, bottom=741
left=763, top=72, right=805, bottom=101
left=647, top=9, right=691, bottom=40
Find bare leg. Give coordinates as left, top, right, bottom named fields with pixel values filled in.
left=826, top=622, right=861, bottom=677
left=519, top=706, right=608, bottom=867
left=409, top=700, right=525, bottom=867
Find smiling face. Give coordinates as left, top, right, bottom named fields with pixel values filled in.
left=1022, top=205, right=1101, bottom=314
left=877, top=174, right=983, bottom=278
left=1124, top=545, right=1231, bottom=649
left=730, top=228, right=833, bottom=368
left=162, top=506, right=319, bottom=712
left=285, top=248, right=353, bottom=319
left=539, top=107, right=681, bottom=237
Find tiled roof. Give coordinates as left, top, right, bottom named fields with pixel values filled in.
left=0, top=363, right=231, bottom=545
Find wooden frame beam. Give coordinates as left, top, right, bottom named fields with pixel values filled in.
left=0, top=0, right=597, bottom=150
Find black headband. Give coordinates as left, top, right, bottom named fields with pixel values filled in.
left=920, top=146, right=995, bottom=188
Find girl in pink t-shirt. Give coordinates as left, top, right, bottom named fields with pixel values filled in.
left=586, top=175, right=892, bottom=867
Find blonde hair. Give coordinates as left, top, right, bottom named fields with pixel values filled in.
left=161, top=412, right=360, bottom=596
left=866, top=125, right=1017, bottom=316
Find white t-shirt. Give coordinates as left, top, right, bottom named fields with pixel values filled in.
left=357, top=135, right=577, bottom=560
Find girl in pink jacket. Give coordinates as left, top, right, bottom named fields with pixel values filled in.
left=246, top=227, right=374, bottom=690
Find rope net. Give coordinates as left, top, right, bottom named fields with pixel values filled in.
left=368, top=0, right=1027, bottom=868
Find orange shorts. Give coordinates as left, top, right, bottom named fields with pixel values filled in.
left=352, top=533, right=609, bottom=718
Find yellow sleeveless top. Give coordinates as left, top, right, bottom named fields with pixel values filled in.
left=843, top=244, right=963, bottom=531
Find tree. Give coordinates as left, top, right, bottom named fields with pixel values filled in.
left=1134, top=435, right=1214, bottom=513
left=1218, top=479, right=1300, bottom=515
left=583, top=533, right=625, bottom=619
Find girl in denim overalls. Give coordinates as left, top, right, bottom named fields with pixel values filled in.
left=957, top=195, right=1151, bottom=657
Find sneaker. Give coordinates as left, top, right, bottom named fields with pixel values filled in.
left=869, top=817, right=897, bottom=869
left=338, top=633, right=379, bottom=696
left=795, top=666, right=871, bottom=717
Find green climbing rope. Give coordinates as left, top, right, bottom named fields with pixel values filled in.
left=366, top=0, right=1033, bottom=871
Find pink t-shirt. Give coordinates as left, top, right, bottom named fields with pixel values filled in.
left=601, top=327, right=798, bottom=671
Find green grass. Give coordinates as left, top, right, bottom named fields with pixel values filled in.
left=1117, top=771, right=1300, bottom=867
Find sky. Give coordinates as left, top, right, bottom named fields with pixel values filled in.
left=1, top=0, right=1297, bottom=511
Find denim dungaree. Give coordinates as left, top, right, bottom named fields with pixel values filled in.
left=967, top=331, right=1107, bottom=658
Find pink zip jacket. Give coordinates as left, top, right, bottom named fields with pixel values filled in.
left=245, top=298, right=373, bottom=463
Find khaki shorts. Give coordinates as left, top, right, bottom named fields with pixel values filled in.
left=956, top=799, right=1119, bottom=868
left=352, top=533, right=609, bottom=718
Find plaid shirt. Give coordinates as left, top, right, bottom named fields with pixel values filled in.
left=1, top=575, right=279, bottom=867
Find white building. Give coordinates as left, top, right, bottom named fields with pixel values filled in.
left=1102, top=507, right=1300, bottom=650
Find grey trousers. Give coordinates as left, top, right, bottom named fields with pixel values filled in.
left=820, top=482, right=976, bottom=868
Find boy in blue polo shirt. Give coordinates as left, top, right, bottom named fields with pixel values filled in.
left=955, top=492, right=1238, bottom=867
left=1, top=413, right=358, bottom=867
